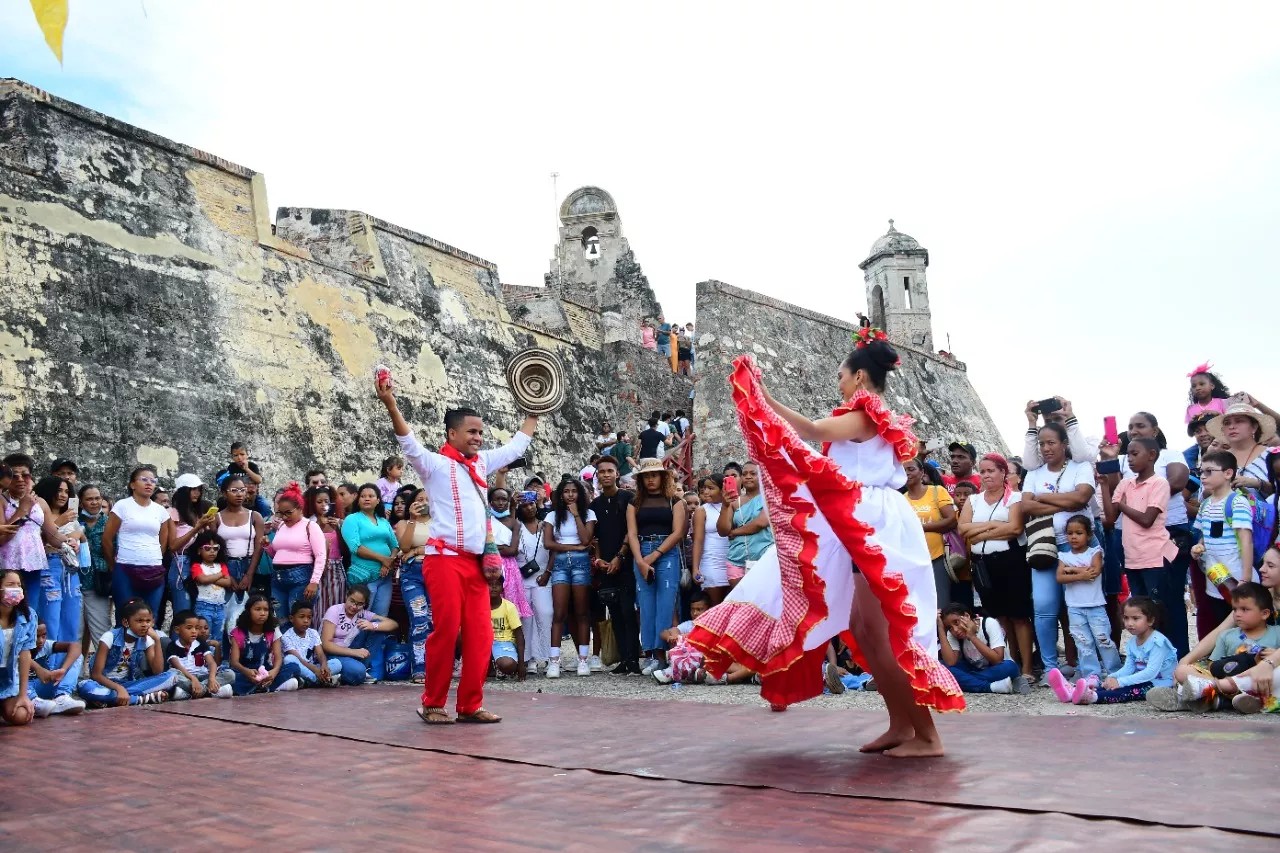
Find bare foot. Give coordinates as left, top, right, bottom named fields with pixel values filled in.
left=884, top=736, right=944, bottom=759
left=859, top=727, right=913, bottom=753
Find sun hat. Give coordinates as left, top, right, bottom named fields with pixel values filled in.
left=174, top=473, right=203, bottom=490
left=634, top=458, right=666, bottom=476
left=1206, top=403, right=1277, bottom=444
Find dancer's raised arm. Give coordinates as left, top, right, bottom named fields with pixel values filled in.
left=760, top=382, right=874, bottom=444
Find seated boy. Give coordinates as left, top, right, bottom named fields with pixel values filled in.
left=196, top=616, right=221, bottom=665
left=488, top=577, right=525, bottom=680
left=166, top=610, right=231, bottom=699
left=27, top=619, right=87, bottom=716
left=280, top=600, right=338, bottom=687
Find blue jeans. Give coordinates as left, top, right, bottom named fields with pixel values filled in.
left=271, top=563, right=314, bottom=621
left=79, top=671, right=177, bottom=705
left=194, top=599, right=226, bottom=642
left=635, top=538, right=680, bottom=653
left=110, top=564, right=164, bottom=620
left=167, top=554, right=192, bottom=614
left=1067, top=604, right=1122, bottom=678
left=331, top=630, right=390, bottom=684
left=39, top=554, right=83, bottom=643
left=1126, top=560, right=1189, bottom=660
left=291, top=657, right=342, bottom=685
left=1030, top=566, right=1064, bottom=671
left=366, top=575, right=394, bottom=617
left=399, top=559, right=432, bottom=678
left=232, top=663, right=300, bottom=695
left=945, top=658, right=1021, bottom=693
left=551, top=551, right=592, bottom=586
left=1099, top=524, right=1124, bottom=596
left=28, top=657, right=83, bottom=699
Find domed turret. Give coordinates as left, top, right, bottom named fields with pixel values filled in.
left=858, top=220, right=933, bottom=351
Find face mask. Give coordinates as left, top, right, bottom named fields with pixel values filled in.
left=491, top=509, right=510, bottom=519
left=1, top=587, right=23, bottom=606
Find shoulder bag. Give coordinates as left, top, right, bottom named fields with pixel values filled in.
left=1025, top=468, right=1067, bottom=569
left=519, top=524, right=543, bottom=578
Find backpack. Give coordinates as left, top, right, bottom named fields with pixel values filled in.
left=1225, top=490, right=1277, bottom=564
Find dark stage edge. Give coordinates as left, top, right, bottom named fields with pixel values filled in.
left=0, top=693, right=1271, bottom=852
left=150, top=688, right=1279, bottom=838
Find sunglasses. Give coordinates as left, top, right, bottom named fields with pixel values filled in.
left=137, top=477, right=157, bottom=485
left=201, top=543, right=221, bottom=550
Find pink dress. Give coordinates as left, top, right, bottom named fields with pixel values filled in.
left=314, top=522, right=346, bottom=616
left=1186, top=398, right=1228, bottom=424
left=641, top=326, right=657, bottom=351
left=1, top=498, right=46, bottom=576
left=492, top=522, right=532, bottom=618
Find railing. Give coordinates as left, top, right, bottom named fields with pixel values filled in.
left=663, top=431, right=696, bottom=487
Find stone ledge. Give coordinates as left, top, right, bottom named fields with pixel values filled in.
left=369, top=216, right=497, bottom=271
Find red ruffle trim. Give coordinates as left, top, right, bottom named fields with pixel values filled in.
left=823, top=389, right=919, bottom=463
left=689, top=355, right=964, bottom=713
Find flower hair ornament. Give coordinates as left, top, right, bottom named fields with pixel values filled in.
left=851, top=326, right=902, bottom=366
left=1186, top=361, right=1213, bottom=378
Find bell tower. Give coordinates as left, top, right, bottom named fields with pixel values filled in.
left=859, top=219, right=933, bottom=351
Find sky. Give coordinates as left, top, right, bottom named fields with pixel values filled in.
left=3, top=1, right=1278, bottom=450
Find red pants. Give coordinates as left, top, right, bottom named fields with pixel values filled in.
left=421, top=553, right=493, bottom=715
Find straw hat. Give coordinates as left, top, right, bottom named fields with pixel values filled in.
left=634, top=458, right=666, bottom=477
left=1206, top=402, right=1277, bottom=444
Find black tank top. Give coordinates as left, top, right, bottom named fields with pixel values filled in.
left=635, top=499, right=673, bottom=537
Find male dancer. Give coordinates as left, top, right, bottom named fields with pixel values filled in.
left=376, top=376, right=536, bottom=724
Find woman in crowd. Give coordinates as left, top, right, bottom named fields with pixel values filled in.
left=0, top=454, right=70, bottom=604
left=32, top=476, right=86, bottom=643
left=336, top=482, right=358, bottom=517
left=1208, top=402, right=1275, bottom=499
left=692, top=475, right=731, bottom=605
left=626, top=459, right=687, bottom=677
left=265, top=483, right=326, bottom=621
left=77, top=484, right=112, bottom=651
left=103, top=466, right=174, bottom=617
left=903, top=458, right=958, bottom=607
left=515, top=492, right=553, bottom=675
left=490, top=487, right=533, bottom=623
left=1021, top=423, right=1095, bottom=679
left=959, top=453, right=1035, bottom=683
left=215, top=475, right=266, bottom=617
left=543, top=478, right=597, bottom=678
left=718, top=461, right=774, bottom=587
left=394, top=486, right=431, bottom=684
left=340, top=483, right=399, bottom=617
left=167, top=474, right=215, bottom=614
left=304, top=485, right=346, bottom=617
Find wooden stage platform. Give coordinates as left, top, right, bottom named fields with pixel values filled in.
left=2, top=689, right=1276, bottom=851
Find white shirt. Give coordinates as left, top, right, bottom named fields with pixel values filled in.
left=516, top=522, right=549, bottom=574
left=279, top=627, right=322, bottom=663
left=945, top=617, right=1010, bottom=669
left=551, top=509, right=597, bottom=545
left=1022, top=460, right=1095, bottom=544
left=656, top=421, right=670, bottom=438
left=111, top=498, right=170, bottom=565
left=100, top=630, right=154, bottom=680
left=1119, top=449, right=1188, bottom=527
left=398, top=430, right=532, bottom=557
left=967, top=491, right=1022, bottom=555
left=1060, top=545, right=1104, bottom=607
left=194, top=562, right=228, bottom=604
left=596, top=432, right=616, bottom=454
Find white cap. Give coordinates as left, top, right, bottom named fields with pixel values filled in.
left=174, top=473, right=203, bottom=490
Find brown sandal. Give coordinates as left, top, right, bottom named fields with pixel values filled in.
left=416, top=706, right=454, bottom=725
left=456, top=708, right=502, bottom=724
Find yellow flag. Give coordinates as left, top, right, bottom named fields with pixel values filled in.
left=29, top=0, right=69, bottom=64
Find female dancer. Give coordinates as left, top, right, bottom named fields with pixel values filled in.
left=689, top=330, right=964, bottom=758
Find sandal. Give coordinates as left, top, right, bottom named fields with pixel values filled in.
left=410, top=673, right=425, bottom=685
left=416, top=706, right=455, bottom=725
left=456, top=708, right=502, bottom=724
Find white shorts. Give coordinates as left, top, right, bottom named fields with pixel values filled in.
left=699, top=560, right=729, bottom=589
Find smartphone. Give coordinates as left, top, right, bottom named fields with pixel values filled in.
left=1210, top=520, right=1224, bottom=538
left=1096, top=458, right=1121, bottom=475
left=924, top=438, right=944, bottom=452
left=507, top=457, right=528, bottom=470
left=723, top=474, right=739, bottom=499
left=1103, top=416, right=1119, bottom=445
left=205, top=505, right=220, bottom=518
left=518, top=490, right=538, bottom=505
left=1036, top=398, right=1063, bottom=416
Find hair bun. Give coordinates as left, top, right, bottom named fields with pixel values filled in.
left=866, top=339, right=900, bottom=371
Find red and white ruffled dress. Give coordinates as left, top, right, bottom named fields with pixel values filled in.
left=688, top=356, right=965, bottom=712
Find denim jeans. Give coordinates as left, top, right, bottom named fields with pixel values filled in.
left=1030, top=567, right=1064, bottom=671
left=271, top=563, right=314, bottom=622
left=1126, top=560, right=1189, bottom=660
left=945, top=658, right=1021, bottom=693
left=291, top=657, right=342, bottom=685
left=110, top=564, right=164, bottom=620
left=551, top=551, right=592, bottom=586
left=399, top=559, right=432, bottom=678
left=38, top=554, right=83, bottom=643
left=635, top=538, right=680, bottom=652
left=28, top=656, right=83, bottom=699
left=167, top=553, right=192, bottom=614
left=331, top=630, right=390, bottom=684
left=78, top=671, right=177, bottom=705
left=1099, top=523, right=1124, bottom=596
left=366, top=575, right=394, bottom=617
left=231, top=664, right=300, bottom=695
left=173, top=667, right=233, bottom=696
left=193, top=599, right=226, bottom=644
left=225, top=557, right=251, bottom=603
left=1067, top=604, right=1122, bottom=678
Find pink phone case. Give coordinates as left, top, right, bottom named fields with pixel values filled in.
left=1103, top=416, right=1119, bottom=445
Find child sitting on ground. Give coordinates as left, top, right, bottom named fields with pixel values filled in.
left=28, top=618, right=87, bottom=716
left=1049, top=516, right=1121, bottom=700
left=938, top=604, right=1029, bottom=694
left=1149, top=582, right=1280, bottom=713
left=1190, top=451, right=1256, bottom=625
left=654, top=593, right=759, bottom=685
left=489, top=576, right=525, bottom=680
left=227, top=593, right=299, bottom=695
left=79, top=599, right=177, bottom=706
left=1060, top=597, right=1176, bottom=705
left=196, top=616, right=221, bottom=665
left=166, top=609, right=231, bottom=699
left=279, top=600, right=338, bottom=687
left=823, top=637, right=873, bottom=694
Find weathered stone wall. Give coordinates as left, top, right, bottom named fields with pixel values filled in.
left=0, top=80, right=689, bottom=491
left=693, top=280, right=1006, bottom=471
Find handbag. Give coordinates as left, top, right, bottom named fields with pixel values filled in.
left=968, top=497, right=1002, bottom=589
left=519, top=524, right=543, bottom=578
left=1025, top=468, right=1066, bottom=570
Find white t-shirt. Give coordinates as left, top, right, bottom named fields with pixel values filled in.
left=1060, top=545, right=1104, bottom=608
left=111, top=498, right=170, bottom=564
left=596, top=433, right=617, bottom=454
left=944, top=617, right=1009, bottom=669
left=516, top=522, right=549, bottom=574
left=656, top=421, right=671, bottom=438
left=99, top=630, right=154, bottom=680
left=1022, top=460, right=1096, bottom=544
left=967, top=491, right=1022, bottom=555
left=491, top=521, right=513, bottom=547
left=552, top=509, right=597, bottom=545
left=279, top=627, right=322, bottom=663
left=194, top=562, right=228, bottom=604
left=1119, top=449, right=1188, bottom=526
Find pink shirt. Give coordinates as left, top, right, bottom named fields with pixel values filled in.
left=641, top=326, right=657, bottom=350
left=1185, top=398, right=1228, bottom=424
left=1113, top=476, right=1179, bottom=569
left=265, top=517, right=326, bottom=583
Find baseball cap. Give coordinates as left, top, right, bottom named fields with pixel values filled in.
left=174, top=473, right=204, bottom=490
left=50, top=458, right=78, bottom=474
left=948, top=441, right=978, bottom=459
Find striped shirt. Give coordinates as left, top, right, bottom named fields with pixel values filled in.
left=1195, top=492, right=1253, bottom=600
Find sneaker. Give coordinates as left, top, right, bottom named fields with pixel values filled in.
left=215, top=684, right=233, bottom=698
left=32, top=697, right=56, bottom=718
left=1047, top=669, right=1071, bottom=703
left=863, top=678, right=878, bottom=693
left=1181, top=674, right=1214, bottom=702
left=704, top=673, right=726, bottom=685
left=824, top=664, right=846, bottom=695
left=276, top=678, right=300, bottom=693
left=653, top=667, right=673, bottom=684
left=1069, top=679, right=1091, bottom=704
left=452, top=660, right=463, bottom=679
left=576, top=657, right=590, bottom=677
left=526, top=660, right=539, bottom=676
left=546, top=659, right=561, bottom=679
left=588, top=654, right=604, bottom=672
left=1013, top=675, right=1032, bottom=695
left=1231, top=692, right=1263, bottom=715
left=989, top=677, right=1014, bottom=694
left=136, top=691, right=168, bottom=705
left=173, top=686, right=191, bottom=701
left=363, top=674, right=379, bottom=685
left=1145, top=686, right=1185, bottom=712
left=609, top=661, right=633, bottom=676
left=1059, top=664, right=1077, bottom=680
left=641, top=658, right=662, bottom=676
left=50, top=694, right=86, bottom=715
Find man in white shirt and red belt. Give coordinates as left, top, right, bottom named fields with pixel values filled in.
left=377, top=377, right=536, bottom=724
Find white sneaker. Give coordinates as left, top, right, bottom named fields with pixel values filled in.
left=546, top=659, right=561, bottom=679
left=641, top=658, right=662, bottom=676
left=51, top=694, right=86, bottom=715
left=215, top=684, right=233, bottom=698
left=526, top=660, right=539, bottom=676
left=276, top=678, right=300, bottom=693
left=1181, top=675, right=1213, bottom=702
left=32, top=697, right=56, bottom=718
left=653, top=667, right=673, bottom=684
left=989, top=677, right=1013, bottom=694
left=576, top=657, right=591, bottom=677
left=452, top=660, right=463, bottom=679
left=588, top=654, right=604, bottom=672
left=173, top=686, right=191, bottom=701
